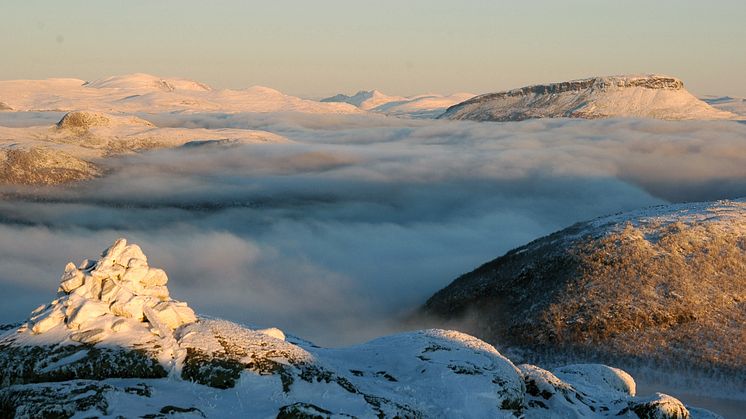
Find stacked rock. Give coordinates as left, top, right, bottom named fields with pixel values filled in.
left=27, top=239, right=197, bottom=342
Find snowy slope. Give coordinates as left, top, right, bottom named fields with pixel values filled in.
left=424, top=199, right=746, bottom=400
left=0, top=239, right=719, bottom=418
left=322, top=90, right=475, bottom=118
left=702, top=96, right=746, bottom=118
left=440, top=75, right=735, bottom=121
left=0, top=111, right=287, bottom=185
left=0, top=74, right=360, bottom=114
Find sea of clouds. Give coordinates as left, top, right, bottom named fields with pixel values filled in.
left=1, top=113, right=745, bottom=345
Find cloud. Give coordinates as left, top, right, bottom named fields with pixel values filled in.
left=0, top=113, right=745, bottom=345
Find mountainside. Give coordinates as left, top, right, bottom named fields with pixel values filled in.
left=84, top=73, right=213, bottom=92
left=0, top=111, right=287, bottom=185
left=440, top=75, right=735, bottom=121
left=423, top=199, right=746, bottom=391
left=702, top=96, right=746, bottom=118
left=0, top=239, right=718, bottom=418
left=0, top=74, right=360, bottom=114
left=322, top=90, right=475, bottom=118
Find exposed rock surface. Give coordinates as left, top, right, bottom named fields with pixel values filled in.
left=423, top=199, right=746, bottom=390
left=0, top=110, right=288, bottom=185
left=0, top=240, right=717, bottom=418
left=0, top=146, right=101, bottom=185
left=55, top=110, right=154, bottom=132
left=440, top=75, right=735, bottom=121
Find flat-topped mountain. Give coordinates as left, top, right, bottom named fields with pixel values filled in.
left=440, top=75, right=735, bottom=121
left=0, top=239, right=717, bottom=418
left=423, top=199, right=746, bottom=393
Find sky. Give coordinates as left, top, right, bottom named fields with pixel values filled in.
left=1, top=1, right=745, bottom=97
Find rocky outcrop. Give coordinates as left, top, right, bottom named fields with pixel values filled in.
left=55, top=111, right=154, bottom=132
left=0, top=147, right=100, bottom=185
left=440, top=74, right=735, bottom=121
left=423, top=199, right=746, bottom=387
left=27, top=238, right=196, bottom=339
left=0, top=239, right=719, bottom=418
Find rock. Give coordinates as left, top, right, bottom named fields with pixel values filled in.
left=70, top=328, right=106, bottom=344
left=553, top=364, right=636, bottom=397
left=30, top=306, right=65, bottom=334
left=59, top=263, right=85, bottom=292
left=66, top=300, right=109, bottom=330
left=257, top=327, right=286, bottom=341
left=141, top=268, right=168, bottom=287
left=628, top=393, right=690, bottom=419
left=149, top=301, right=197, bottom=331
left=24, top=238, right=196, bottom=338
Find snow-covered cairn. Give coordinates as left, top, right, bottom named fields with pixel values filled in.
left=28, top=239, right=196, bottom=342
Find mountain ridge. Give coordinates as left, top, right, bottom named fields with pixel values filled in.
left=440, top=74, right=735, bottom=121
left=422, top=198, right=746, bottom=399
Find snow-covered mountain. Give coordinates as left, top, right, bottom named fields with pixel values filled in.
left=440, top=75, right=735, bottom=121
left=322, top=90, right=475, bottom=118
left=84, top=73, right=213, bottom=92
left=702, top=95, right=746, bottom=118
left=0, top=239, right=718, bottom=418
left=423, top=199, right=746, bottom=397
left=0, top=111, right=287, bottom=185
left=0, top=74, right=360, bottom=114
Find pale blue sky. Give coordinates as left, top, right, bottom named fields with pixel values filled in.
left=2, top=1, right=745, bottom=97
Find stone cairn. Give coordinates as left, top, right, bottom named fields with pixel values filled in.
left=26, top=239, right=197, bottom=343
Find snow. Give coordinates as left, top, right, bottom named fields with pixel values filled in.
left=0, top=73, right=361, bottom=114
left=441, top=74, right=736, bottom=121
left=702, top=95, right=746, bottom=118
left=23, top=238, right=197, bottom=346
left=321, top=89, right=475, bottom=118
left=0, top=239, right=723, bottom=418
left=585, top=199, right=746, bottom=239
left=0, top=110, right=289, bottom=185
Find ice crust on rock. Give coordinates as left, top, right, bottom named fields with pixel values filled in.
left=28, top=238, right=196, bottom=341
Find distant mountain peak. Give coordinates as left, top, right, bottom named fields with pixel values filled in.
left=84, top=73, right=212, bottom=92
left=441, top=74, right=735, bottom=121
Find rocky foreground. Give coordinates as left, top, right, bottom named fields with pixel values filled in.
left=424, top=200, right=746, bottom=396
left=0, top=239, right=720, bottom=418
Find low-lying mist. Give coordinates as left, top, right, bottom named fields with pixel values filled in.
left=1, top=113, right=745, bottom=346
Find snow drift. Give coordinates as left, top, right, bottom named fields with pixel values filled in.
left=0, top=239, right=718, bottom=418
left=440, top=74, right=735, bottom=121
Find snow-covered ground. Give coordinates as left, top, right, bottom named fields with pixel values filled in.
left=321, top=89, right=475, bottom=118
left=0, top=73, right=745, bottom=417
left=702, top=95, right=746, bottom=118
left=441, top=74, right=735, bottom=121
left=0, top=239, right=722, bottom=417
left=0, top=73, right=360, bottom=114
